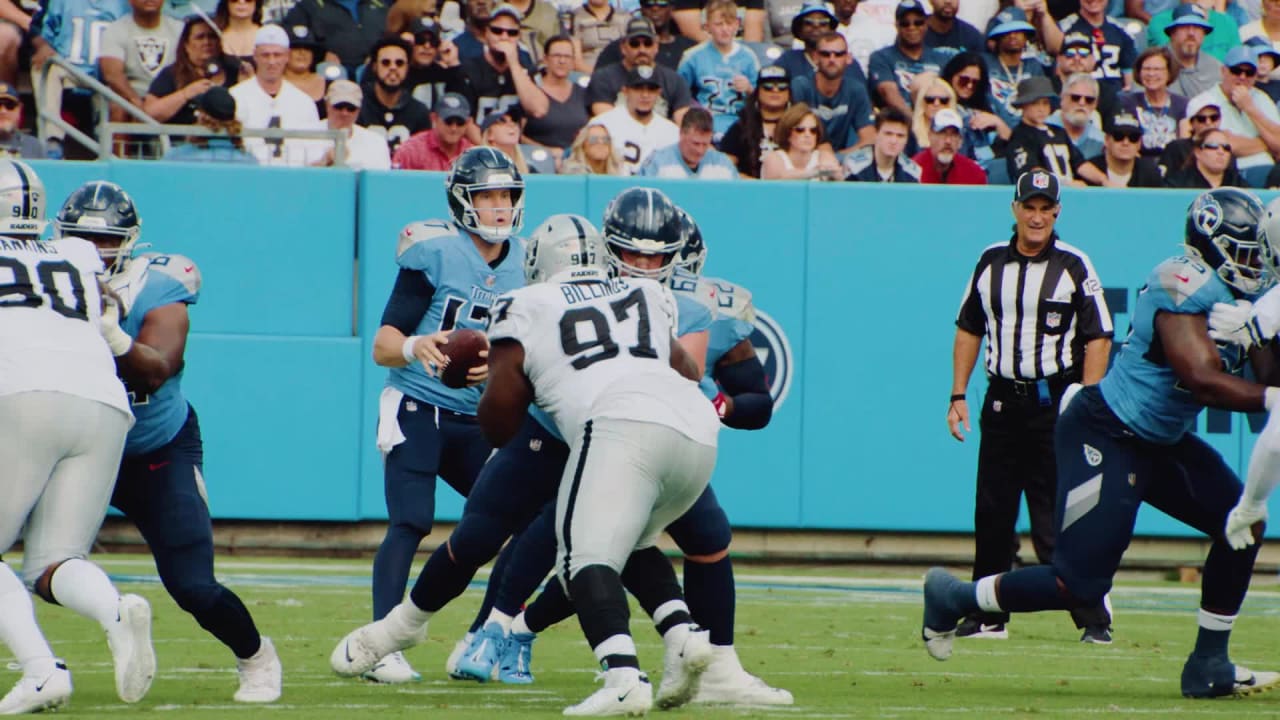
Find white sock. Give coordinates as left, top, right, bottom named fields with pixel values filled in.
left=49, top=558, right=120, bottom=629
left=593, top=634, right=637, bottom=664
left=0, top=563, right=54, bottom=670
left=975, top=576, right=1002, bottom=613
left=1199, top=609, right=1236, bottom=632
left=388, top=602, right=432, bottom=638
left=485, top=609, right=513, bottom=634
left=510, top=612, right=531, bottom=636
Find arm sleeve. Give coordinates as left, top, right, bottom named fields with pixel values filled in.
left=379, top=269, right=436, bottom=334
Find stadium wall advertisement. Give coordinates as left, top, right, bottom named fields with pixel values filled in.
left=26, top=161, right=1277, bottom=536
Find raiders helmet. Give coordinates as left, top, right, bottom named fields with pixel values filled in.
left=524, top=214, right=608, bottom=284
left=0, top=159, right=47, bottom=238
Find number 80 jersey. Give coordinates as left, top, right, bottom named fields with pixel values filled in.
left=488, top=275, right=719, bottom=447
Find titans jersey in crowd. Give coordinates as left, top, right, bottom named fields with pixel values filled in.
left=110, top=253, right=200, bottom=455
left=1100, top=255, right=1250, bottom=443
left=36, top=0, right=130, bottom=76
left=677, top=41, right=762, bottom=136
left=388, top=222, right=525, bottom=414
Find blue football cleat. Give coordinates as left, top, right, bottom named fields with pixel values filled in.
left=921, top=567, right=967, bottom=661
left=1183, top=654, right=1280, bottom=698
left=456, top=622, right=506, bottom=682
left=498, top=631, right=536, bottom=684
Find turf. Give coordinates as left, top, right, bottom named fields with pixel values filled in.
left=17, top=555, right=1280, bottom=718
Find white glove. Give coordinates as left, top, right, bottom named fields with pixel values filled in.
left=1225, top=501, right=1268, bottom=550
left=100, top=296, right=133, bottom=357
left=1210, top=286, right=1280, bottom=350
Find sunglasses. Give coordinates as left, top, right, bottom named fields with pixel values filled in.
left=1199, top=141, right=1231, bottom=151
left=378, top=57, right=408, bottom=67
left=1191, top=112, right=1221, bottom=122
left=1229, top=65, right=1258, bottom=77
left=332, top=102, right=358, bottom=112
left=923, top=95, right=949, bottom=105
left=1109, top=131, right=1141, bottom=143
left=628, top=36, right=656, bottom=47
left=0, top=99, right=18, bottom=110
left=1061, top=47, right=1092, bottom=58
left=640, top=0, right=670, bottom=5
left=803, top=17, right=833, bottom=26
left=1068, top=93, right=1097, bottom=104
left=816, top=49, right=846, bottom=58
left=759, top=81, right=789, bottom=91
left=898, top=18, right=925, bottom=27
left=414, top=32, right=440, bottom=45
left=489, top=25, right=520, bottom=37
left=586, top=135, right=612, bottom=144
left=793, top=125, right=819, bottom=135
left=442, top=117, right=468, bottom=126
left=954, top=75, right=980, bottom=88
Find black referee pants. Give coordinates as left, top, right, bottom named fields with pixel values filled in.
left=972, top=379, right=1110, bottom=629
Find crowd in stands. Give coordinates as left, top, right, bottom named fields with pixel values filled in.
left=5, top=0, right=1280, bottom=186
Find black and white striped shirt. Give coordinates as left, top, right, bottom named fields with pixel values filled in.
left=955, top=236, right=1114, bottom=381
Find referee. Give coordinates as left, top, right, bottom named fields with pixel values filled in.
left=946, top=167, right=1115, bottom=643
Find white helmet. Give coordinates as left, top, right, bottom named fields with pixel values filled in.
left=0, top=160, right=47, bottom=237
left=524, top=214, right=608, bottom=284
left=1258, top=196, right=1280, bottom=285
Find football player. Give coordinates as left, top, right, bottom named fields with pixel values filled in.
left=921, top=188, right=1280, bottom=698
left=360, top=146, right=525, bottom=682
left=54, top=180, right=283, bottom=703
left=0, top=161, right=153, bottom=713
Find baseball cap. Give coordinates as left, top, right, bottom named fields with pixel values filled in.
left=254, top=24, right=290, bottom=48
left=1060, top=31, right=1092, bottom=50
left=1011, top=76, right=1057, bottom=107
left=895, top=0, right=926, bottom=20
left=286, top=24, right=321, bottom=50
left=1106, top=111, right=1141, bottom=134
left=1186, top=93, right=1222, bottom=118
left=434, top=92, right=471, bottom=122
left=0, top=82, right=17, bottom=103
left=1224, top=45, right=1258, bottom=70
left=480, top=106, right=523, bottom=131
left=1015, top=168, right=1060, bottom=204
left=326, top=79, right=362, bottom=106
left=791, top=0, right=837, bottom=36
left=198, top=86, right=237, bottom=121
left=1246, top=36, right=1280, bottom=62
left=1164, top=4, right=1213, bottom=36
left=757, top=64, right=789, bottom=86
left=626, top=16, right=657, bottom=38
left=931, top=107, right=963, bottom=132
left=490, top=3, right=523, bottom=23
left=986, top=7, right=1035, bottom=39
left=409, top=16, right=441, bottom=42
left=626, top=64, right=662, bottom=87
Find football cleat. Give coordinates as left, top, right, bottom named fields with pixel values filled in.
left=108, top=594, right=156, bottom=703
left=1080, top=625, right=1113, bottom=644
left=234, top=636, right=282, bottom=703
left=331, top=621, right=409, bottom=678
left=655, top=626, right=712, bottom=710
left=921, top=568, right=968, bottom=661
left=498, top=632, right=536, bottom=684
left=362, top=651, right=421, bottom=684
left=956, top=618, right=1008, bottom=639
left=446, top=634, right=472, bottom=680
left=564, top=668, right=652, bottom=717
left=692, top=645, right=793, bottom=706
left=0, top=661, right=71, bottom=715
left=455, top=622, right=506, bottom=682
left=1182, top=654, right=1280, bottom=698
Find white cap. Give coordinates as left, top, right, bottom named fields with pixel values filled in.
left=255, top=24, right=290, bottom=48
left=1186, top=93, right=1222, bottom=119
left=932, top=107, right=963, bottom=132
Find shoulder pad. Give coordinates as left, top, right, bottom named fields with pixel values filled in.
left=1154, top=255, right=1214, bottom=308
left=843, top=147, right=872, bottom=175
left=138, top=253, right=202, bottom=296
left=899, top=155, right=922, bottom=180
left=397, top=220, right=456, bottom=258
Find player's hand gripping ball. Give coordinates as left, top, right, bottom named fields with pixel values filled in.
left=439, top=329, right=490, bottom=389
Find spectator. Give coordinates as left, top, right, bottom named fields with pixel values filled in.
left=1121, top=46, right=1188, bottom=157
left=595, top=0, right=696, bottom=69
left=1088, top=111, right=1164, bottom=185
left=452, top=0, right=495, bottom=61
left=1164, top=126, right=1250, bottom=185
left=480, top=106, right=534, bottom=172
left=983, top=8, right=1046, bottom=131
left=284, top=24, right=326, bottom=114
left=1050, top=31, right=1119, bottom=122
left=772, top=0, right=840, bottom=82
left=560, top=121, right=627, bottom=174
left=943, top=51, right=1008, bottom=166
left=1248, top=36, right=1280, bottom=100
left=721, top=64, right=791, bottom=177
left=0, top=0, right=24, bottom=85
left=790, top=32, right=875, bottom=153
left=591, top=64, right=679, bottom=173
left=671, top=0, right=765, bottom=43
left=522, top=35, right=589, bottom=153
left=1048, top=73, right=1106, bottom=159
left=760, top=102, right=842, bottom=179
left=1048, top=0, right=1137, bottom=92
left=385, top=0, right=440, bottom=35
left=403, top=17, right=465, bottom=111
left=1150, top=0, right=1238, bottom=62
left=909, top=74, right=957, bottom=155
left=163, top=85, right=258, bottom=162
left=586, top=17, right=692, bottom=121
left=502, top=0, right=559, bottom=64
left=913, top=107, right=987, bottom=183
left=458, top=3, right=550, bottom=128
left=765, top=0, right=805, bottom=48
left=215, top=0, right=262, bottom=63
left=677, top=0, right=759, bottom=138
left=924, top=0, right=984, bottom=58
left=1240, top=0, right=1280, bottom=51
left=1159, top=93, right=1239, bottom=173
left=1165, top=5, right=1224, bottom=98
left=571, top=0, right=631, bottom=72
left=229, top=24, right=320, bottom=165
left=868, top=0, right=947, bottom=115
left=0, top=83, right=44, bottom=158
left=31, top=0, right=131, bottom=158
left=1006, top=76, right=1107, bottom=185
left=836, top=0, right=895, bottom=75
left=392, top=91, right=476, bottom=169
left=359, top=37, right=432, bottom=154
left=1190, top=45, right=1280, bottom=185
left=283, top=0, right=389, bottom=75
left=844, top=107, right=922, bottom=181
left=307, top=79, right=392, bottom=168
left=144, top=15, right=242, bottom=124
left=637, top=106, right=739, bottom=177
left=99, top=0, right=183, bottom=123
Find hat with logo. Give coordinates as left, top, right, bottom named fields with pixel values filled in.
left=757, top=64, right=790, bottom=86
left=1164, top=4, right=1213, bottom=36
left=0, top=82, right=18, bottom=103
left=434, top=92, right=472, bottom=122
left=931, top=107, right=963, bottom=132
left=1060, top=30, right=1092, bottom=50
left=1106, top=111, right=1141, bottom=134
left=1015, top=168, right=1060, bottom=204
left=791, top=0, right=837, bottom=36
left=480, top=106, right=523, bottom=131
left=986, top=6, right=1035, bottom=39
left=286, top=24, right=321, bottom=50
left=626, top=16, right=657, bottom=38
left=490, top=3, right=523, bottom=23
left=198, top=86, right=237, bottom=121
left=626, top=64, right=662, bottom=87
left=326, top=79, right=363, bottom=106
left=409, top=16, right=441, bottom=42
left=895, top=0, right=927, bottom=20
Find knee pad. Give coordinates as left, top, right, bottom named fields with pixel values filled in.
left=669, top=505, right=732, bottom=558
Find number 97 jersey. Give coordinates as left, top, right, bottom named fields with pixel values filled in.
left=488, top=276, right=719, bottom=447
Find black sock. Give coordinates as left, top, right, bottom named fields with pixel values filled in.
left=684, top=556, right=735, bottom=645
left=525, top=576, right=576, bottom=633
left=569, top=565, right=637, bottom=670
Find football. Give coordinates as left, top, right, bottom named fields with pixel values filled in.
left=439, top=329, right=489, bottom=389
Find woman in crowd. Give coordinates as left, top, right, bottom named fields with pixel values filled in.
left=523, top=35, right=589, bottom=155
left=1164, top=128, right=1249, bottom=188
left=720, top=65, right=792, bottom=178
left=481, top=107, right=556, bottom=174
left=144, top=16, right=242, bottom=124
left=941, top=52, right=1007, bottom=166
left=164, top=86, right=258, bottom=164
left=909, top=74, right=957, bottom=157
left=1120, top=46, right=1187, bottom=158
left=285, top=24, right=327, bottom=116
left=760, top=102, right=840, bottom=180
left=215, top=0, right=262, bottom=66
left=560, top=122, right=627, bottom=175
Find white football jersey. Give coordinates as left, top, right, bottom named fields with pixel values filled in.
left=488, top=274, right=719, bottom=447
left=0, top=235, right=131, bottom=416
left=592, top=106, right=680, bottom=175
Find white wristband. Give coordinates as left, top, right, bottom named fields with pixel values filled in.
left=1266, top=387, right=1280, bottom=412
left=402, top=335, right=420, bottom=364
left=103, top=326, right=133, bottom=357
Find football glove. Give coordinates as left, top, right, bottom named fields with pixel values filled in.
left=1225, top=501, right=1267, bottom=551
left=100, top=295, right=134, bottom=357
left=1210, top=286, right=1280, bottom=350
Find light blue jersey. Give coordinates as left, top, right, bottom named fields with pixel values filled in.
left=678, top=41, right=761, bottom=137
left=637, top=143, right=739, bottom=179
left=388, top=223, right=526, bottom=414
left=530, top=290, right=713, bottom=440
left=1099, top=255, right=1250, bottom=444
left=39, top=0, right=131, bottom=76
left=113, top=253, right=200, bottom=455
left=672, top=270, right=756, bottom=399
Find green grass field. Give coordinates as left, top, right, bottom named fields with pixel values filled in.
left=20, top=555, right=1280, bottom=719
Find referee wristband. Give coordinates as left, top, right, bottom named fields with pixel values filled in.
left=950, top=394, right=966, bottom=402
left=402, top=335, right=420, bottom=364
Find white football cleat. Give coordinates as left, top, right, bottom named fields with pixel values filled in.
left=1233, top=665, right=1280, bottom=697
left=564, top=668, right=652, bottom=717
left=655, top=626, right=712, bottom=710
left=331, top=621, right=403, bottom=678
left=0, top=661, right=72, bottom=714
left=693, top=645, right=793, bottom=706
left=234, top=636, right=282, bottom=703
left=108, top=594, right=156, bottom=703
left=362, top=651, right=421, bottom=684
